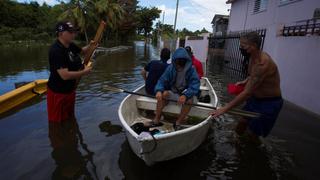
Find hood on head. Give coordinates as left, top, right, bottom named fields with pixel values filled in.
left=172, top=48, right=192, bottom=70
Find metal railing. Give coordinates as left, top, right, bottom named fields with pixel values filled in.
left=208, top=29, right=266, bottom=80
left=282, top=18, right=320, bottom=36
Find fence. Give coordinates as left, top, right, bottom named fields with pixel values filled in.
left=208, top=29, right=266, bottom=80
left=282, top=18, right=320, bottom=37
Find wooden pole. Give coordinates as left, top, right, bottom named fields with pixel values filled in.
left=83, top=21, right=106, bottom=66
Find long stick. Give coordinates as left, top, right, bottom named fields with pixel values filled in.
left=104, top=85, right=261, bottom=118
left=83, top=21, right=106, bottom=66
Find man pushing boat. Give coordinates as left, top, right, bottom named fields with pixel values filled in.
left=47, top=21, right=93, bottom=123
left=211, top=32, right=283, bottom=143
left=152, top=48, right=200, bottom=131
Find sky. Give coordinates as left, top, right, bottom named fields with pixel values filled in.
left=17, top=0, right=231, bottom=31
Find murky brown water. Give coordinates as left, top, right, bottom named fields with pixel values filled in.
left=0, top=42, right=319, bottom=180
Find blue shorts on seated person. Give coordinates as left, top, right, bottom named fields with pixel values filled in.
left=243, top=96, right=283, bottom=137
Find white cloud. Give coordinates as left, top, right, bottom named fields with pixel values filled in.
left=157, top=0, right=230, bottom=31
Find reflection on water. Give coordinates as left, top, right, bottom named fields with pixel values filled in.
left=49, top=118, right=98, bottom=179
left=0, top=41, right=300, bottom=180
left=0, top=46, right=49, bottom=95
left=99, top=121, right=123, bottom=137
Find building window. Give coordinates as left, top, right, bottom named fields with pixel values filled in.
left=279, top=0, right=301, bottom=6
left=254, top=0, right=268, bottom=13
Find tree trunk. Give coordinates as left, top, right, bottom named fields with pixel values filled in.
left=116, top=30, right=119, bottom=46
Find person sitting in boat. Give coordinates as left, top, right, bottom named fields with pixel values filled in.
left=153, top=48, right=200, bottom=130
left=185, top=46, right=204, bottom=78
left=211, top=32, right=283, bottom=144
left=141, top=48, right=171, bottom=95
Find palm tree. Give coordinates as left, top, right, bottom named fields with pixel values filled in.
left=58, top=0, right=124, bottom=43
left=94, top=0, right=124, bottom=44
left=58, top=0, right=96, bottom=43
left=94, top=0, right=124, bottom=30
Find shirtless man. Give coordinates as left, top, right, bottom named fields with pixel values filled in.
left=211, top=32, right=283, bottom=141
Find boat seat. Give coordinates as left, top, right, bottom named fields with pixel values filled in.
left=136, top=95, right=214, bottom=107
left=136, top=96, right=157, bottom=104
left=136, top=95, right=214, bottom=118
left=200, top=86, right=209, bottom=91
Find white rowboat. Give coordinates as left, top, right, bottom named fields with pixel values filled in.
left=118, top=77, right=218, bottom=165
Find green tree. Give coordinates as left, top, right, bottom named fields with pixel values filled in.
left=177, top=28, right=195, bottom=38
left=200, top=27, right=209, bottom=33
left=58, top=0, right=96, bottom=43
left=0, top=0, right=154, bottom=44
left=117, top=0, right=138, bottom=42
left=152, top=21, right=174, bottom=44
left=136, top=6, right=161, bottom=41
left=94, top=0, right=124, bottom=43
left=94, top=0, right=124, bottom=29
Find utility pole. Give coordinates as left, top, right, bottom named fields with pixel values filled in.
left=162, top=10, right=165, bottom=24
left=173, top=0, right=179, bottom=34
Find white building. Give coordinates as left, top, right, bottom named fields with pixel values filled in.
left=211, top=14, right=229, bottom=36
left=226, top=0, right=320, bottom=115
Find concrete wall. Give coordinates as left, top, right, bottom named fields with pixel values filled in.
left=228, top=0, right=320, bottom=114
left=275, top=37, right=320, bottom=114
left=185, top=33, right=210, bottom=75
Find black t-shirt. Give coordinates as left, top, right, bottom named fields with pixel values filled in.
left=48, top=40, right=83, bottom=93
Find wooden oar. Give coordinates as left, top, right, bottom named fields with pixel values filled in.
left=83, top=20, right=106, bottom=66
left=104, top=85, right=261, bottom=118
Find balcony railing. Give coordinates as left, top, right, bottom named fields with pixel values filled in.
left=282, top=18, right=320, bottom=36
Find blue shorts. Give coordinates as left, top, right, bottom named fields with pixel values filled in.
left=243, top=96, right=283, bottom=137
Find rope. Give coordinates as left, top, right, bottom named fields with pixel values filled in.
left=140, top=133, right=158, bottom=155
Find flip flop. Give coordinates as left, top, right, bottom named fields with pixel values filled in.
left=148, top=121, right=164, bottom=128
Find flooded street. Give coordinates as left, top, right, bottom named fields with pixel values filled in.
left=0, top=42, right=319, bottom=180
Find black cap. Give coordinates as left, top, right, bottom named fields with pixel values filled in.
left=55, top=21, right=79, bottom=34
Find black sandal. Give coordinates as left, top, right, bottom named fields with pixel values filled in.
left=148, top=121, right=164, bottom=128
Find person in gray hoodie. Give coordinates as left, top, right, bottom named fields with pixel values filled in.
left=152, top=48, right=200, bottom=130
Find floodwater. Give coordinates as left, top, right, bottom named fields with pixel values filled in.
left=0, top=42, right=319, bottom=180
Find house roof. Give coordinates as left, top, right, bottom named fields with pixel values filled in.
left=226, top=0, right=238, bottom=4
left=211, top=14, right=229, bottom=24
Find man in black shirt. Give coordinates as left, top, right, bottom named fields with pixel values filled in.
left=47, top=21, right=92, bottom=122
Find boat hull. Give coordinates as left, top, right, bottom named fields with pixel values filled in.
left=118, top=77, right=218, bottom=165
left=126, top=119, right=211, bottom=165
left=0, top=79, right=48, bottom=115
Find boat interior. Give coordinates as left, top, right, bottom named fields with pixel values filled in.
left=121, top=78, right=217, bottom=134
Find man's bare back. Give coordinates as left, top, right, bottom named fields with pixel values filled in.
left=211, top=31, right=283, bottom=139
left=247, top=52, right=281, bottom=98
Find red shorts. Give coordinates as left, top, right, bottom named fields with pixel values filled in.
left=47, top=87, right=76, bottom=122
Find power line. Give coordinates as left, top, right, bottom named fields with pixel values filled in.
left=184, top=0, right=209, bottom=20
